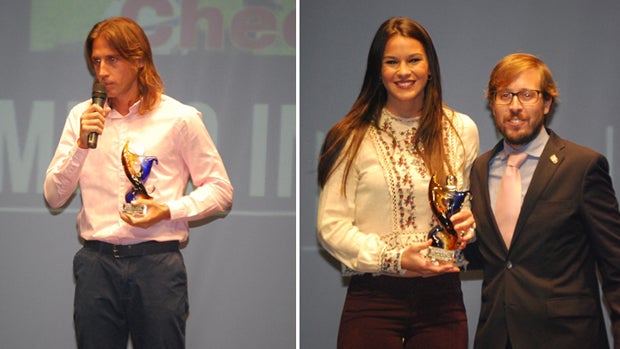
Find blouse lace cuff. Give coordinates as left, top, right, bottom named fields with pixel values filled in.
left=380, top=248, right=406, bottom=275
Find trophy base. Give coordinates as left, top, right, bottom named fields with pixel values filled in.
left=427, top=246, right=468, bottom=268
left=122, top=203, right=147, bottom=216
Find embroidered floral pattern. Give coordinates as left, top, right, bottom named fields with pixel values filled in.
left=371, top=108, right=466, bottom=274
left=381, top=248, right=402, bottom=274
left=374, top=109, right=429, bottom=233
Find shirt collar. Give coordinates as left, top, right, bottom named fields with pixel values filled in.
left=499, top=127, right=549, bottom=160
left=108, top=99, right=142, bottom=119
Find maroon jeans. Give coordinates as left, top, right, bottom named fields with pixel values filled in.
left=337, top=273, right=467, bottom=349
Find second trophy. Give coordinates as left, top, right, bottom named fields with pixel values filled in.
left=427, top=174, right=469, bottom=267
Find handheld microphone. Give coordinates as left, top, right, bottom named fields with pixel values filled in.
left=87, top=80, right=107, bottom=148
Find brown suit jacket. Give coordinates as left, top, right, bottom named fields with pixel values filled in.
left=466, top=130, right=620, bottom=349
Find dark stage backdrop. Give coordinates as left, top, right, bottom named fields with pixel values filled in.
left=0, top=1, right=295, bottom=348
left=300, top=1, right=618, bottom=348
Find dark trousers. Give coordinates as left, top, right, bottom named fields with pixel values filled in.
left=73, top=245, right=188, bottom=349
left=337, top=273, right=468, bottom=349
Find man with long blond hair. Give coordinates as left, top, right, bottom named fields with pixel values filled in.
left=44, top=17, right=233, bottom=348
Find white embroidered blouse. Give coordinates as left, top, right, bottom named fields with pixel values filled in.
left=317, top=108, right=479, bottom=275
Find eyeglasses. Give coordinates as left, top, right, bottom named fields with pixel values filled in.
left=493, top=90, right=542, bottom=105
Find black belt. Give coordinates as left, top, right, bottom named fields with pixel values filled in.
left=84, top=240, right=180, bottom=258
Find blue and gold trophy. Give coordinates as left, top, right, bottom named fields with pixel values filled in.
left=427, top=175, right=469, bottom=267
left=121, top=140, right=158, bottom=216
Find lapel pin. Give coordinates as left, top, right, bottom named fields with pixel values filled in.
left=550, top=154, right=558, bottom=164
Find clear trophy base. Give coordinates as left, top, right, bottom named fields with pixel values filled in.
left=122, top=203, right=147, bottom=216
left=427, top=246, right=468, bottom=268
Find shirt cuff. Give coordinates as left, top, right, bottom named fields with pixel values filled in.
left=166, top=200, right=185, bottom=221
left=381, top=248, right=406, bottom=275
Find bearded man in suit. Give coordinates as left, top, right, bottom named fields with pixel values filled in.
left=466, top=52, right=620, bottom=349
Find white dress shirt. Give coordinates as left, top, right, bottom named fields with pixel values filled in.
left=44, top=95, right=233, bottom=244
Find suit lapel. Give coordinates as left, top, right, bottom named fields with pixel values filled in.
left=511, top=131, right=565, bottom=246
left=478, top=142, right=508, bottom=252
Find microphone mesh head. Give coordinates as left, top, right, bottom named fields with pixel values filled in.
left=92, top=80, right=107, bottom=98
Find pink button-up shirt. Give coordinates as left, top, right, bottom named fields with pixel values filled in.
left=44, top=95, right=233, bottom=245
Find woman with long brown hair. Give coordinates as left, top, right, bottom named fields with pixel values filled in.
left=317, top=17, right=479, bottom=348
